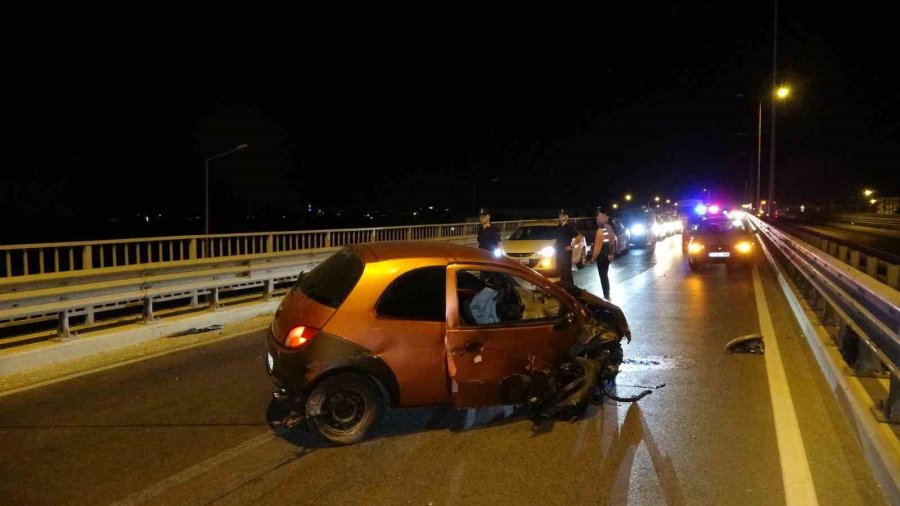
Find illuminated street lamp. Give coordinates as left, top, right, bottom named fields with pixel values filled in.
left=654, top=196, right=660, bottom=202
left=665, top=199, right=670, bottom=204
left=624, top=194, right=632, bottom=202
left=864, top=189, right=874, bottom=197
left=870, top=198, right=878, bottom=205
left=611, top=203, right=619, bottom=209
left=776, top=86, right=791, bottom=99
left=205, top=144, right=248, bottom=235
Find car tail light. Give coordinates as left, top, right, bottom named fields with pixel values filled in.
left=284, top=326, right=319, bottom=349
left=736, top=241, right=753, bottom=253
left=688, top=242, right=704, bottom=254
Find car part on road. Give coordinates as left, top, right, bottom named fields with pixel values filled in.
left=725, top=334, right=765, bottom=354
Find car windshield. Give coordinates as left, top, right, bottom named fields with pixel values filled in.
left=509, top=226, right=557, bottom=240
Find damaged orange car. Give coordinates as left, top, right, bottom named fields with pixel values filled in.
left=266, top=241, right=629, bottom=444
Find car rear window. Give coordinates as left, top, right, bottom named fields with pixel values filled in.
left=509, top=226, right=557, bottom=240
left=295, top=247, right=364, bottom=308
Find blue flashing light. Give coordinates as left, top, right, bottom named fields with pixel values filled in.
left=694, top=204, right=707, bottom=215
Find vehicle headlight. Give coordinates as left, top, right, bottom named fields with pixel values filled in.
left=652, top=223, right=662, bottom=236
left=688, top=242, right=704, bottom=254
left=736, top=241, right=753, bottom=253
left=631, top=224, right=645, bottom=235
left=539, top=257, right=553, bottom=268
left=538, top=246, right=555, bottom=257
left=493, top=247, right=503, bottom=258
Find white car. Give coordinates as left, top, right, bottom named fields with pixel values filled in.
left=501, top=221, right=587, bottom=278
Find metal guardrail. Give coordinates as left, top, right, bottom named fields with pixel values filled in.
left=779, top=223, right=900, bottom=290
left=0, top=218, right=572, bottom=344
left=752, top=216, right=900, bottom=422
left=828, top=214, right=900, bottom=230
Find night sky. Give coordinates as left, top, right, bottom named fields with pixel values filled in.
left=2, top=4, right=896, bottom=242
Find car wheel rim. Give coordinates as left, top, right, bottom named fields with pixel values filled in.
left=324, top=390, right=366, bottom=431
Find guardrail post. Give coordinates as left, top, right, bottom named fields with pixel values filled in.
left=849, top=250, right=861, bottom=270
left=866, top=256, right=878, bottom=277
left=267, top=234, right=274, bottom=252
left=189, top=239, right=197, bottom=260
left=324, top=232, right=331, bottom=248
left=263, top=279, right=274, bottom=300
left=887, top=264, right=900, bottom=290
left=884, top=376, right=900, bottom=423
left=406, top=227, right=411, bottom=240
left=85, top=306, right=95, bottom=325
left=838, top=245, right=849, bottom=263
left=209, top=287, right=222, bottom=311
left=143, top=296, right=156, bottom=323
left=82, top=245, right=93, bottom=270
left=57, top=310, right=72, bottom=340
left=851, top=341, right=886, bottom=377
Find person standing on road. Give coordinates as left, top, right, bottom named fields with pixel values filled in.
left=555, top=209, right=581, bottom=286
left=587, top=209, right=617, bottom=300
left=476, top=207, right=502, bottom=254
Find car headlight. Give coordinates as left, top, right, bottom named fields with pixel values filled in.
left=538, top=246, right=555, bottom=257
left=493, top=247, right=503, bottom=258
left=630, top=224, right=645, bottom=235
left=688, top=242, right=704, bottom=254
left=539, top=257, right=553, bottom=268
left=736, top=241, right=753, bottom=253
left=652, top=223, right=662, bottom=236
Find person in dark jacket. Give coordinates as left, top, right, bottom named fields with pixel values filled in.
left=555, top=209, right=581, bottom=285
left=586, top=209, right=617, bottom=300
left=476, top=207, right=502, bottom=254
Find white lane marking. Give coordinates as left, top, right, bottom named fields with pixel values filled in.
left=109, top=431, right=276, bottom=506
left=0, top=327, right=266, bottom=399
left=753, top=266, right=819, bottom=506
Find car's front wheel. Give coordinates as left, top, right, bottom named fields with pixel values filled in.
left=306, top=373, right=384, bottom=445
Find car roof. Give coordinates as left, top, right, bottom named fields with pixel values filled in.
left=350, top=241, right=534, bottom=275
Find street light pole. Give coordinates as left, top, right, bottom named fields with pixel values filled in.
left=768, top=0, right=779, bottom=212
left=205, top=144, right=248, bottom=235
left=756, top=100, right=762, bottom=207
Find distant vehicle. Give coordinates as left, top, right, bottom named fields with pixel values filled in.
left=618, top=207, right=657, bottom=248
left=686, top=215, right=759, bottom=271
left=502, top=221, right=587, bottom=277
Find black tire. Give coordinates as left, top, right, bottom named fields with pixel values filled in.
left=306, top=373, right=384, bottom=445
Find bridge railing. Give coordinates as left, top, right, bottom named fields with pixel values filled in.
left=0, top=220, right=537, bottom=279
left=753, top=216, right=900, bottom=423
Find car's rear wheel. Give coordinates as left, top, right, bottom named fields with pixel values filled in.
left=306, top=373, right=383, bottom=445
left=689, top=259, right=701, bottom=272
